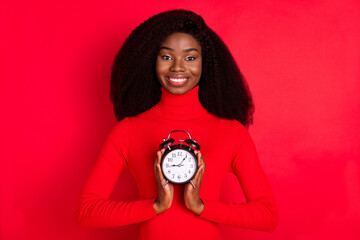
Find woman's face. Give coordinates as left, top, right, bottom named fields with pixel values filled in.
left=156, top=32, right=202, bottom=95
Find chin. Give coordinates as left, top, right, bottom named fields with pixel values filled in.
left=164, top=86, right=192, bottom=95
left=161, top=81, right=198, bottom=95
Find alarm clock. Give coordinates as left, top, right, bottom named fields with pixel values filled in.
left=159, top=130, right=200, bottom=185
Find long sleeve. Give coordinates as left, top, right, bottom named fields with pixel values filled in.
left=199, top=126, right=278, bottom=232
left=75, top=126, right=157, bottom=229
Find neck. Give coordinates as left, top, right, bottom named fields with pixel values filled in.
left=153, top=85, right=207, bottom=120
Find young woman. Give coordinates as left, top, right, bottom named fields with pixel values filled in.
left=76, top=9, right=278, bottom=240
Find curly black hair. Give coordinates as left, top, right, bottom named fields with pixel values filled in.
left=110, top=9, right=254, bottom=127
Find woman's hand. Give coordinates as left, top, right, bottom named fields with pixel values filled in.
left=184, top=150, right=205, bottom=215
left=153, top=149, right=174, bottom=215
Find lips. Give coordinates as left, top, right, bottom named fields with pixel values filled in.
left=167, top=76, right=189, bottom=86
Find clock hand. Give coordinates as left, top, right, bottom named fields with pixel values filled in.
left=178, top=154, right=187, bottom=166
left=170, top=164, right=185, bottom=167
left=169, top=155, right=188, bottom=167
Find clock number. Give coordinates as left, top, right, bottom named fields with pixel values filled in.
left=190, top=164, right=193, bottom=168
left=178, top=152, right=182, bottom=156
left=172, top=153, right=176, bottom=158
left=168, top=158, right=173, bottom=162
left=188, top=170, right=191, bottom=173
left=165, top=163, right=169, bottom=167
left=167, top=170, right=171, bottom=174
left=177, top=175, right=181, bottom=179
left=172, top=174, right=175, bottom=179
left=184, top=173, right=187, bottom=178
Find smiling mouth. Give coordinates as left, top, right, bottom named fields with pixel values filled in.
left=168, top=77, right=188, bottom=82
left=167, top=76, right=189, bottom=86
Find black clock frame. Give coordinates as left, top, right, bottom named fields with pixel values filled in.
left=161, top=144, right=198, bottom=184
left=159, top=130, right=201, bottom=184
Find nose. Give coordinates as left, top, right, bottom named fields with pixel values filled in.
left=170, top=58, right=185, bottom=72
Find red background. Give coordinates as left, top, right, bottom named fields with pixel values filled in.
left=1, top=0, right=360, bottom=239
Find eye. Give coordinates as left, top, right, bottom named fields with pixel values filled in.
left=185, top=56, right=196, bottom=61
left=161, top=55, right=173, bottom=60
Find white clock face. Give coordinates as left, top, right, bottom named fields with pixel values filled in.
left=161, top=149, right=197, bottom=184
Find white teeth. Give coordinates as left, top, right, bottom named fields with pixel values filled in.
left=169, top=78, right=187, bottom=82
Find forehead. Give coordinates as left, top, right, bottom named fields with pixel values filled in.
left=161, top=32, right=201, bottom=50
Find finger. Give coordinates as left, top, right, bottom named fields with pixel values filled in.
left=154, top=156, right=158, bottom=174
left=196, top=151, right=202, bottom=167
left=156, top=149, right=166, bottom=167
left=198, top=151, right=201, bottom=166
left=192, top=164, right=205, bottom=185
left=156, top=152, right=168, bottom=185
left=198, top=164, right=205, bottom=186
left=156, top=163, right=170, bottom=191
left=198, top=154, right=206, bottom=180
left=195, top=151, right=205, bottom=171
left=156, top=151, right=162, bottom=165
left=199, top=152, right=205, bottom=170
left=154, top=152, right=162, bottom=177
left=157, top=163, right=167, bottom=183
left=154, top=159, right=161, bottom=181
left=154, top=150, right=161, bottom=170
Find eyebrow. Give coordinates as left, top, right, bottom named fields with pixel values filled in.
left=159, top=46, right=199, bottom=52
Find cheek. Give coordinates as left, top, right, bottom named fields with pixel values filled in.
left=189, top=63, right=202, bottom=78
left=156, top=60, right=169, bottom=75
left=156, top=61, right=167, bottom=77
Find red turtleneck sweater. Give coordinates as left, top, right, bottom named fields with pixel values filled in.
left=76, top=86, right=278, bottom=239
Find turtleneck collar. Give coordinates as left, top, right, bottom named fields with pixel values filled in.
left=152, top=85, right=208, bottom=120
